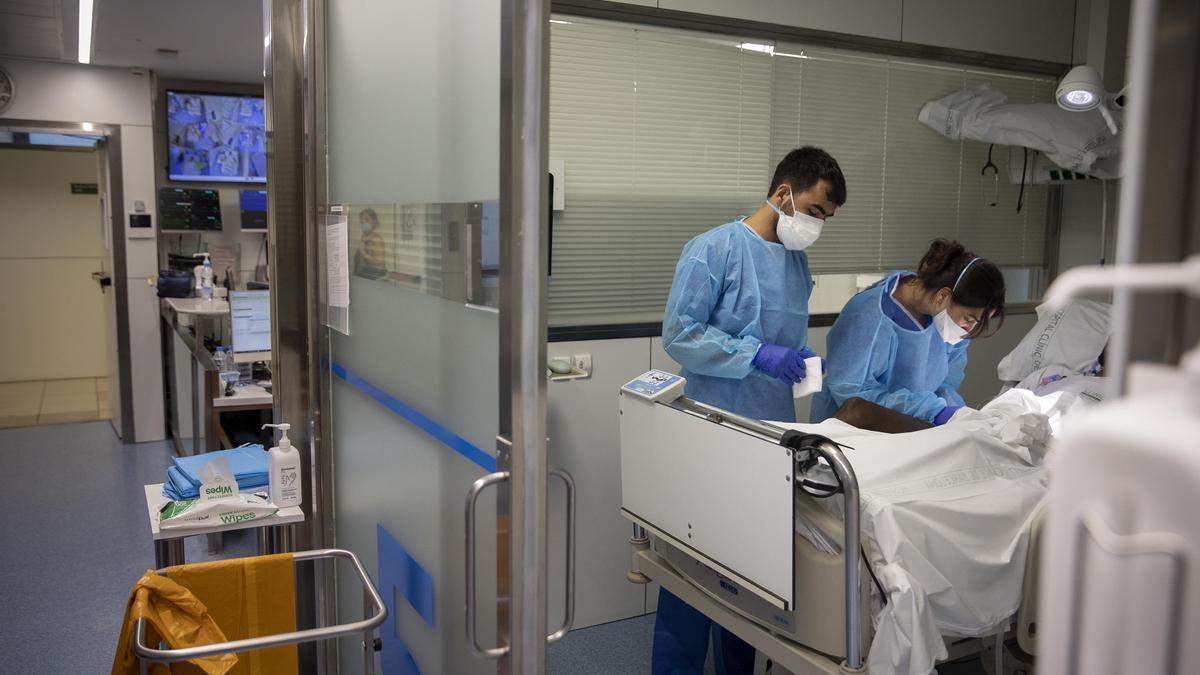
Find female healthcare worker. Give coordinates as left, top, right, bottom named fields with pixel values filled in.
left=656, top=146, right=847, bottom=674
left=811, top=239, right=1006, bottom=424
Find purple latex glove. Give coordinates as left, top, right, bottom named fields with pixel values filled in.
left=752, top=343, right=810, bottom=384
left=795, top=346, right=828, bottom=374
left=933, top=405, right=962, bottom=426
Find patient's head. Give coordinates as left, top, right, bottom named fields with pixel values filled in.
left=913, top=239, right=1006, bottom=338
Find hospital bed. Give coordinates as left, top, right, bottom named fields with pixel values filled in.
left=617, top=371, right=1049, bottom=674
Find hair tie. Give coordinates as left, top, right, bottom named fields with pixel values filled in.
left=952, top=257, right=980, bottom=292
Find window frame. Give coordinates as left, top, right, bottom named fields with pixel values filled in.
left=546, top=1, right=1068, bottom=342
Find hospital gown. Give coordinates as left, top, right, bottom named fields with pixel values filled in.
left=811, top=272, right=967, bottom=423
left=662, top=220, right=813, bottom=423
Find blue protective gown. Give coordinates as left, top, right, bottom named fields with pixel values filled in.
left=811, top=271, right=969, bottom=423
left=662, top=220, right=813, bottom=423
left=654, top=219, right=812, bottom=674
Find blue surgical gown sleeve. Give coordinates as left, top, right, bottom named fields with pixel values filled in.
left=661, top=244, right=762, bottom=379
left=934, top=341, right=969, bottom=407
left=823, top=312, right=949, bottom=423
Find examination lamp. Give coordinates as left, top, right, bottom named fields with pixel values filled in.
left=1056, top=64, right=1120, bottom=135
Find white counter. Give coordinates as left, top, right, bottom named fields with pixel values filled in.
left=164, top=297, right=230, bottom=316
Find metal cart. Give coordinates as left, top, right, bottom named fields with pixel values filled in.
left=132, top=548, right=387, bottom=675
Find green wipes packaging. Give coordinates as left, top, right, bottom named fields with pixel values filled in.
left=159, top=456, right=278, bottom=530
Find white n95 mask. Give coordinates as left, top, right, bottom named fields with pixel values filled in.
left=767, top=192, right=823, bottom=251
left=933, top=310, right=969, bottom=345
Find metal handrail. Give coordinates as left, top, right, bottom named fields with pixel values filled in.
left=133, top=548, right=387, bottom=664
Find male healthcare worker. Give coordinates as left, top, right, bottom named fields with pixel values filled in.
left=655, top=146, right=847, bottom=674
left=811, top=238, right=1006, bottom=424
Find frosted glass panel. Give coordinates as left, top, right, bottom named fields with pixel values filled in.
left=325, top=0, right=501, bottom=672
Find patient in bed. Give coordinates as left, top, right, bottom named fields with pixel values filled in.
left=790, top=300, right=1112, bottom=674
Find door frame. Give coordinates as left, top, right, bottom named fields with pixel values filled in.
left=0, top=119, right=133, bottom=438
left=266, top=0, right=555, bottom=671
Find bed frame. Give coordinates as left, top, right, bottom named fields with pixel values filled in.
left=618, top=386, right=1042, bottom=673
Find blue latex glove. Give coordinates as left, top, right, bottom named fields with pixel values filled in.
left=933, top=405, right=961, bottom=426
left=752, top=344, right=810, bottom=385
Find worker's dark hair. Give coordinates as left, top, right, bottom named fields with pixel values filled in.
left=768, top=146, right=847, bottom=206
left=360, top=207, right=379, bottom=226
left=915, top=238, right=1006, bottom=338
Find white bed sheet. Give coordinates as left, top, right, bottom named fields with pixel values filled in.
left=777, top=388, right=1078, bottom=675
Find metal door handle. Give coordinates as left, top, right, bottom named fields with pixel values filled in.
left=547, top=468, right=576, bottom=643
left=464, top=467, right=577, bottom=657
left=465, top=470, right=510, bottom=659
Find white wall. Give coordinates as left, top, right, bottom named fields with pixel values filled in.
left=0, top=58, right=164, bottom=442
left=1060, top=181, right=1119, bottom=273
left=619, top=0, right=1076, bottom=63
left=0, top=148, right=109, bottom=381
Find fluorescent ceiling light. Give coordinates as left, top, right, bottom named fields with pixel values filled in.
left=738, top=42, right=774, bottom=55
left=81, top=122, right=94, bottom=131
left=78, top=0, right=94, bottom=64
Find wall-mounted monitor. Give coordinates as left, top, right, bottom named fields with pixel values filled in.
left=158, top=187, right=222, bottom=231
left=239, top=189, right=268, bottom=231
left=165, top=90, right=266, bottom=183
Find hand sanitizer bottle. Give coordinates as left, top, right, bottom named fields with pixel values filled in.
left=192, top=252, right=214, bottom=301
left=262, top=423, right=302, bottom=507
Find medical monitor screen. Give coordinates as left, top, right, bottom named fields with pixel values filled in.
left=158, top=187, right=222, bottom=231
left=166, top=90, right=266, bottom=183
left=239, top=190, right=269, bottom=231
left=230, top=290, right=272, bottom=354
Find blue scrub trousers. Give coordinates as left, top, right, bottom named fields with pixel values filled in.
left=652, top=590, right=756, bottom=674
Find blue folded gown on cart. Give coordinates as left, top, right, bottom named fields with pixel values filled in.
left=162, top=444, right=269, bottom=500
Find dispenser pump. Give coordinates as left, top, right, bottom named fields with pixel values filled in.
left=262, top=423, right=292, bottom=449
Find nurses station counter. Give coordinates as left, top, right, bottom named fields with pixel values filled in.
left=161, top=297, right=272, bottom=455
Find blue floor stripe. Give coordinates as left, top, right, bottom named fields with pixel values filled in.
left=330, top=360, right=497, bottom=473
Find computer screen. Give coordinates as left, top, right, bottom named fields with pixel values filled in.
left=230, top=290, right=272, bottom=354
left=165, top=90, right=266, bottom=183
left=239, top=189, right=268, bottom=230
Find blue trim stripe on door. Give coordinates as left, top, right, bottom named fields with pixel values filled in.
left=330, top=360, right=497, bottom=473
left=378, top=523, right=432, bottom=675
left=378, top=523, right=436, bottom=626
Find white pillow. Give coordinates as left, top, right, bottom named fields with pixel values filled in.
left=997, top=300, right=1111, bottom=382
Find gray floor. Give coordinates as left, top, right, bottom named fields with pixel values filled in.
left=550, top=613, right=657, bottom=674
left=0, top=420, right=255, bottom=675
left=0, top=420, right=994, bottom=675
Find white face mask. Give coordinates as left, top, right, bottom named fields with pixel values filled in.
left=767, top=191, right=823, bottom=251
left=933, top=309, right=969, bottom=345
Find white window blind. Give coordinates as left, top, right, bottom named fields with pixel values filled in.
left=548, top=21, right=772, bottom=326
left=549, top=20, right=1055, bottom=327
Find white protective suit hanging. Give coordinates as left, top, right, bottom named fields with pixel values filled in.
left=918, top=85, right=1122, bottom=177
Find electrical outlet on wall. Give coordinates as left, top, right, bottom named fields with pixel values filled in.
left=570, top=354, right=592, bottom=376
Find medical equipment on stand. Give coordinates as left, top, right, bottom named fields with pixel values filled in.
left=1038, top=257, right=1200, bottom=675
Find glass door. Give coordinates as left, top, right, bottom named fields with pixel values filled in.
left=322, top=0, right=560, bottom=672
